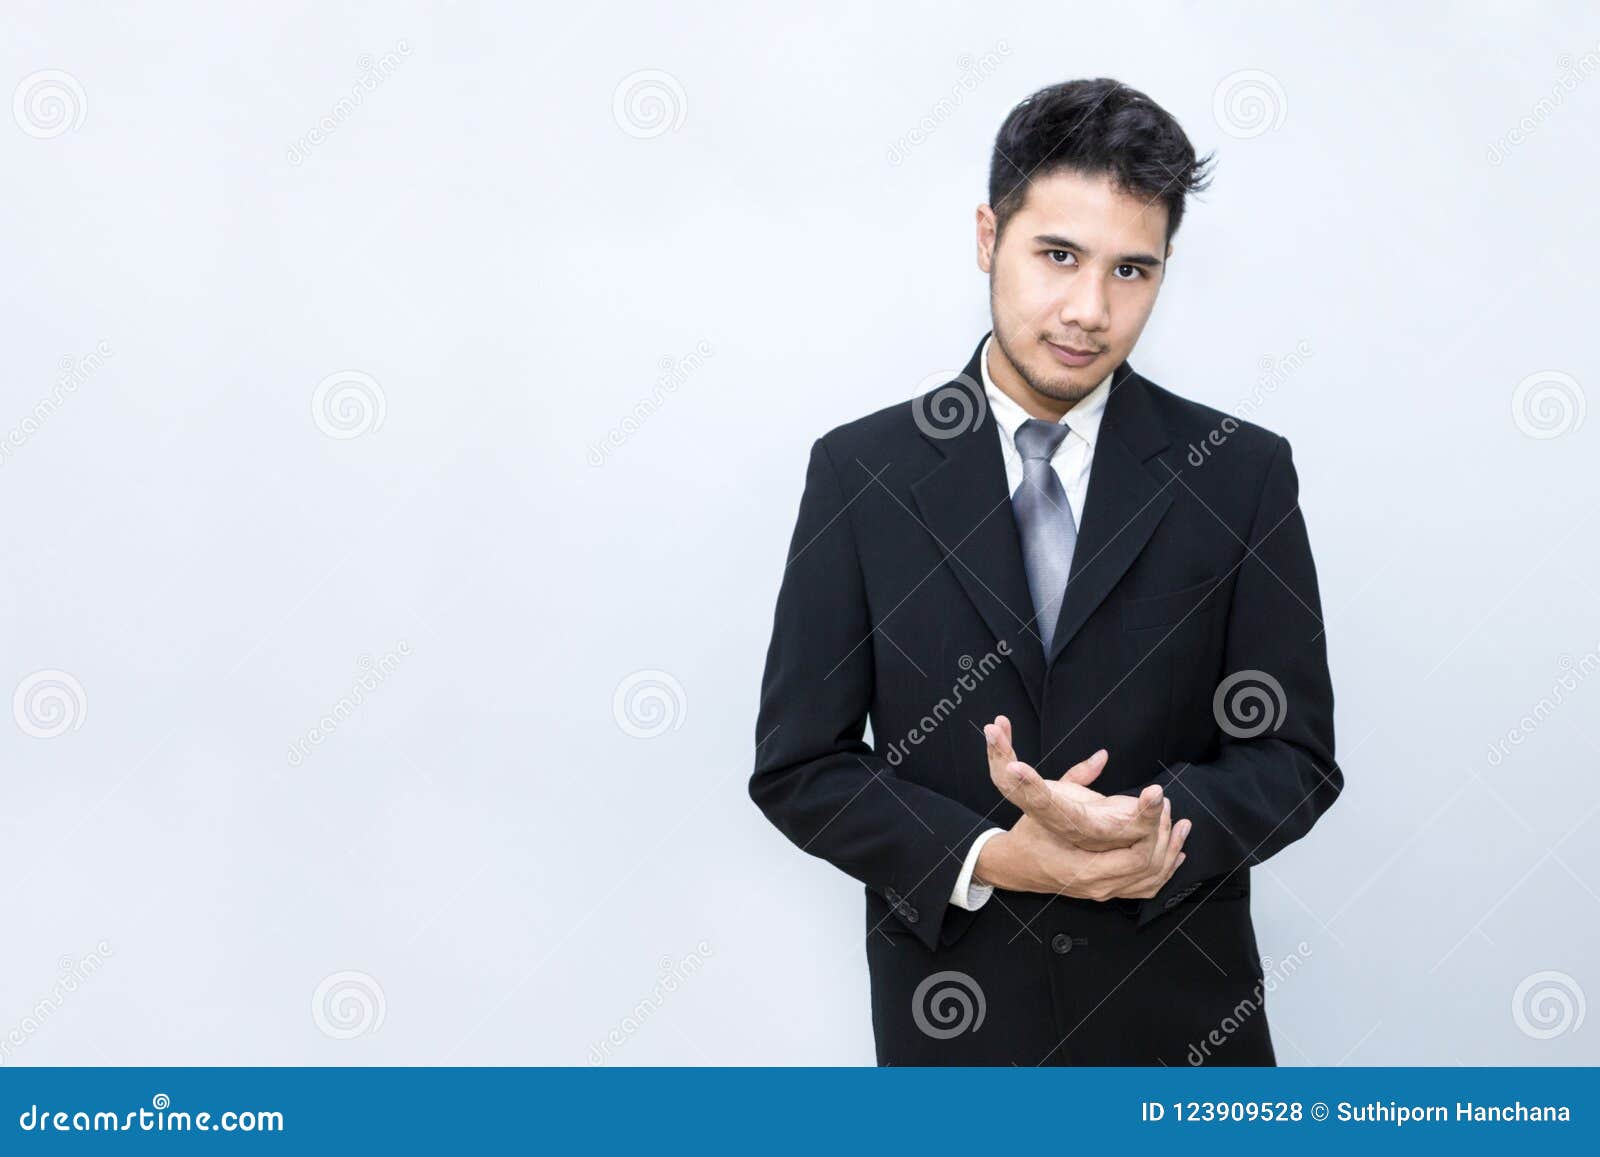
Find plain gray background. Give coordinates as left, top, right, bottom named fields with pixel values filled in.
left=2, top=1, right=1596, bottom=1065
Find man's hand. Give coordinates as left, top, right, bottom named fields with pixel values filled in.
left=976, top=794, right=1188, bottom=901
left=982, top=714, right=1164, bottom=851
left=974, top=714, right=1191, bottom=901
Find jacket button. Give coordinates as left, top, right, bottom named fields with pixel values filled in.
left=904, top=907, right=920, bottom=924
left=1051, top=933, right=1073, bottom=954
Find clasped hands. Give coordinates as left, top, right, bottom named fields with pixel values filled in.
left=972, top=714, right=1190, bottom=902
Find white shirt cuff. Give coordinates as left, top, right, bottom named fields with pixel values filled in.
left=949, top=827, right=1006, bottom=910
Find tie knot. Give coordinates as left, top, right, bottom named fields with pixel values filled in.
left=1014, top=418, right=1071, bottom=462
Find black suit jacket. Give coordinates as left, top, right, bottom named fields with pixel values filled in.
left=749, top=332, right=1342, bottom=1065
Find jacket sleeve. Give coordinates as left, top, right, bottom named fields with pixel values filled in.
left=1134, top=435, right=1344, bottom=929
left=749, top=436, right=997, bottom=951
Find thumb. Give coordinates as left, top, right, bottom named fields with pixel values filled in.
left=1001, top=759, right=1057, bottom=818
left=1061, top=748, right=1109, bottom=787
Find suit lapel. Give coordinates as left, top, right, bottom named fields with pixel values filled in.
left=1044, top=359, right=1174, bottom=669
left=910, top=336, right=1046, bottom=717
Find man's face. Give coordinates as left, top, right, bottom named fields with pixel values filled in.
left=977, top=168, right=1172, bottom=410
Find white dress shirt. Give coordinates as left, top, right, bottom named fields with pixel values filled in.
left=947, top=335, right=1114, bottom=910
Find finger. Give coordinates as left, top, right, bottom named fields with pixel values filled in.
left=1136, top=783, right=1165, bottom=814
left=1122, top=803, right=1177, bottom=896
left=999, top=759, right=1059, bottom=820
left=1127, top=784, right=1165, bottom=836
left=1147, top=797, right=1172, bottom=870
left=1061, top=748, right=1109, bottom=787
left=1100, top=842, right=1150, bottom=879
left=983, top=724, right=1018, bottom=783
left=1105, top=800, right=1167, bottom=875
left=1158, top=817, right=1191, bottom=882
left=984, top=719, right=1017, bottom=764
left=995, top=716, right=1020, bottom=768
left=1085, top=792, right=1156, bottom=851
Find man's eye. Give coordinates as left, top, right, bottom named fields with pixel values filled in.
left=1115, top=264, right=1144, bottom=279
left=1045, top=249, right=1075, bottom=265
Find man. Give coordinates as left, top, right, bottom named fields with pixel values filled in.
left=749, top=78, right=1342, bottom=1066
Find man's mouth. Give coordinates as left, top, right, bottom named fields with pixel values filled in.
left=1045, top=339, right=1101, bottom=366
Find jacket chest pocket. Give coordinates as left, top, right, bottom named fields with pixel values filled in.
left=1119, top=574, right=1229, bottom=749
left=1122, top=573, right=1227, bottom=632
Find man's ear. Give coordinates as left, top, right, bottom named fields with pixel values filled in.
left=976, top=204, right=996, bottom=273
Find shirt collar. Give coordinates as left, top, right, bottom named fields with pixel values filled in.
left=980, top=333, right=1112, bottom=452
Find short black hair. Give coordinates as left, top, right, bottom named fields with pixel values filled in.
left=988, top=78, right=1215, bottom=247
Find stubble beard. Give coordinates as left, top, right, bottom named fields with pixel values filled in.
left=991, top=323, right=1102, bottom=408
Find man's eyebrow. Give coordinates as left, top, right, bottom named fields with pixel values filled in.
left=1032, top=233, right=1163, bottom=268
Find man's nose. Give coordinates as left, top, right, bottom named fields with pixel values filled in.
left=1059, top=273, right=1110, bottom=333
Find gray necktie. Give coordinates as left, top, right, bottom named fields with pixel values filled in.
left=1011, top=419, right=1078, bottom=654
